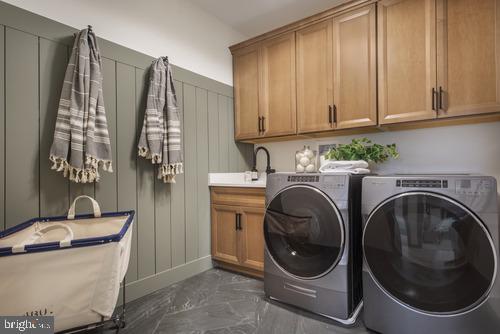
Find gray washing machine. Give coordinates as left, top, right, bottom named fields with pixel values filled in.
left=264, top=173, right=364, bottom=324
left=362, top=175, right=500, bottom=334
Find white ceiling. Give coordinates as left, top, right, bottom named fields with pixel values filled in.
left=187, top=0, right=348, bottom=38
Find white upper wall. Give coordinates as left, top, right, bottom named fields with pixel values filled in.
left=2, top=0, right=246, bottom=85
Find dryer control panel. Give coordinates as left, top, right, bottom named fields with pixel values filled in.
left=455, top=179, right=493, bottom=195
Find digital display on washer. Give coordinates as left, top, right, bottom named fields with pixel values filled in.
left=287, top=175, right=319, bottom=182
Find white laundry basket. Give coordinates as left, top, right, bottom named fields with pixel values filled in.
left=0, top=196, right=134, bottom=333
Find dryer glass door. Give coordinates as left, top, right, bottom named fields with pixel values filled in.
left=363, top=192, right=496, bottom=314
left=264, top=185, right=344, bottom=279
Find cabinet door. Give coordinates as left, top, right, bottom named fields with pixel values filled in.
left=378, top=0, right=438, bottom=124
left=436, top=0, right=500, bottom=117
left=296, top=20, right=334, bottom=133
left=239, top=207, right=265, bottom=271
left=333, top=4, right=377, bottom=129
left=233, top=46, right=260, bottom=139
left=260, top=32, right=297, bottom=137
left=211, top=204, right=240, bottom=265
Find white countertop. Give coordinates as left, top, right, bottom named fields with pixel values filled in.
left=208, top=172, right=266, bottom=188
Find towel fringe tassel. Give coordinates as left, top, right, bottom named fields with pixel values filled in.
left=50, top=155, right=112, bottom=184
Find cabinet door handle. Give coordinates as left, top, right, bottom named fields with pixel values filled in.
left=261, top=117, right=266, bottom=133
left=438, top=86, right=444, bottom=110
left=235, top=213, right=242, bottom=230
left=328, top=105, right=333, bottom=124
left=432, top=88, right=436, bottom=111
left=258, top=116, right=262, bottom=133
left=235, top=213, right=238, bottom=231
left=333, top=105, right=337, bottom=124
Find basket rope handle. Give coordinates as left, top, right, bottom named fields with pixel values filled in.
left=67, top=195, right=102, bottom=220
left=12, top=223, right=74, bottom=253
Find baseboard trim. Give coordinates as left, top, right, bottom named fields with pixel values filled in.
left=120, top=255, right=213, bottom=303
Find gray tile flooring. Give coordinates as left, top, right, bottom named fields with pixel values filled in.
left=106, top=268, right=372, bottom=334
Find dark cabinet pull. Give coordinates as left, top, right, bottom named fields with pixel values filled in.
left=438, top=86, right=444, bottom=110
left=235, top=213, right=238, bottom=230
left=257, top=116, right=262, bottom=133
left=261, top=117, right=266, bottom=133
left=328, top=105, right=333, bottom=124
left=333, top=105, right=337, bottom=124
left=235, top=213, right=242, bottom=230
left=432, top=88, right=436, bottom=111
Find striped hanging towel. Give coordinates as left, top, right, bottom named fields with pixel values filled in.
left=138, top=57, right=183, bottom=183
left=49, top=28, right=113, bottom=183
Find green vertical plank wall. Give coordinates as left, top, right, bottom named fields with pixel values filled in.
left=0, top=25, right=4, bottom=230
left=136, top=67, right=156, bottom=279
left=184, top=83, right=198, bottom=262
left=5, top=28, right=39, bottom=227
left=207, top=92, right=219, bottom=173
left=196, top=88, right=210, bottom=257
left=39, top=38, right=69, bottom=216
left=0, top=1, right=252, bottom=303
left=170, top=80, right=186, bottom=268
left=96, top=58, right=118, bottom=212
left=116, top=62, right=139, bottom=282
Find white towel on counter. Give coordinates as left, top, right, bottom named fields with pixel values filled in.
left=320, top=168, right=371, bottom=174
left=319, top=160, right=370, bottom=174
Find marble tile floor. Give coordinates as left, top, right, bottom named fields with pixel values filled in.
left=94, top=268, right=373, bottom=334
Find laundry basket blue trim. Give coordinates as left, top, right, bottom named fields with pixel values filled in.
left=0, top=210, right=135, bottom=257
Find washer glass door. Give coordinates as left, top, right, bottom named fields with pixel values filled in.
left=363, top=192, right=496, bottom=314
left=264, top=185, right=344, bottom=279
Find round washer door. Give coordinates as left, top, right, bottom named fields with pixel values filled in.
left=264, top=185, right=344, bottom=279
left=363, top=192, right=496, bottom=315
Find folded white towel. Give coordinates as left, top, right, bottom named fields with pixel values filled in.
left=320, top=167, right=371, bottom=174
left=323, top=160, right=369, bottom=169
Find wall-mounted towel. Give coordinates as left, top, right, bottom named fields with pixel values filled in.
left=138, top=57, right=183, bottom=183
left=49, top=27, right=113, bottom=183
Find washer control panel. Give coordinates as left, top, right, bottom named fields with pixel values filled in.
left=456, top=179, right=492, bottom=195
left=396, top=179, right=447, bottom=188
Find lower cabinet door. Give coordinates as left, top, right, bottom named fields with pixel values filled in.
left=239, top=207, right=265, bottom=271
left=211, top=204, right=240, bottom=265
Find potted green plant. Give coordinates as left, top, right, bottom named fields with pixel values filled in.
left=320, top=138, right=399, bottom=173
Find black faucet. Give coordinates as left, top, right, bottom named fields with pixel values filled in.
left=252, top=146, right=276, bottom=175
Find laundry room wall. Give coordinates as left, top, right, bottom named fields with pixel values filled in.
left=256, top=121, right=500, bottom=184
left=0, top=1, right=253, bottom=302
left=0, top=0, right=246, bottom=85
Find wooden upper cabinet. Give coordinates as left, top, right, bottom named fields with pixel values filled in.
left=239, top=207, right=265, bottom=272
left=233, top=46, right=260, bottom=139
left=378, top=0, right=438, bottom=124
left=436, top=0, right=500, bottom=118
left=211, top=204, right=240, bottom=265
left=296, top=19, right=334, bottom=133
left=333, top=4, right=377, bottom=129
left=260, top=32, right=297, bottom=137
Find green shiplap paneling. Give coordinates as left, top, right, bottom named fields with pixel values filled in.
left=171, top=79, right=186, bottom=267
left=5, top=28, right=39, bottom=227
left=207, top=92, right=219, bottom=173
left=136, top=67, right=156, bottom=278
left=96, top=58, right=118, bottom=212
left=0, top=25, right=4, bottom=230
left=228, top=97, right=239, bottom=172
left=196, top=87, right=210, bottom=257
left=39, top=38, right=69, bottom=216
left=183, top=83, right=198, bottom=262
left=155, top=181, right=171, bottom=272
left=218, top=95, right=230, bottom=172
left=116, top=62, right=138, bottom=282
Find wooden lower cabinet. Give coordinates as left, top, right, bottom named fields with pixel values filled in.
left=210, top=187, right=265, bottom=277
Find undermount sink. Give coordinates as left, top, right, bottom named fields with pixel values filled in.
left=208, top=172, right=267, bottom=188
